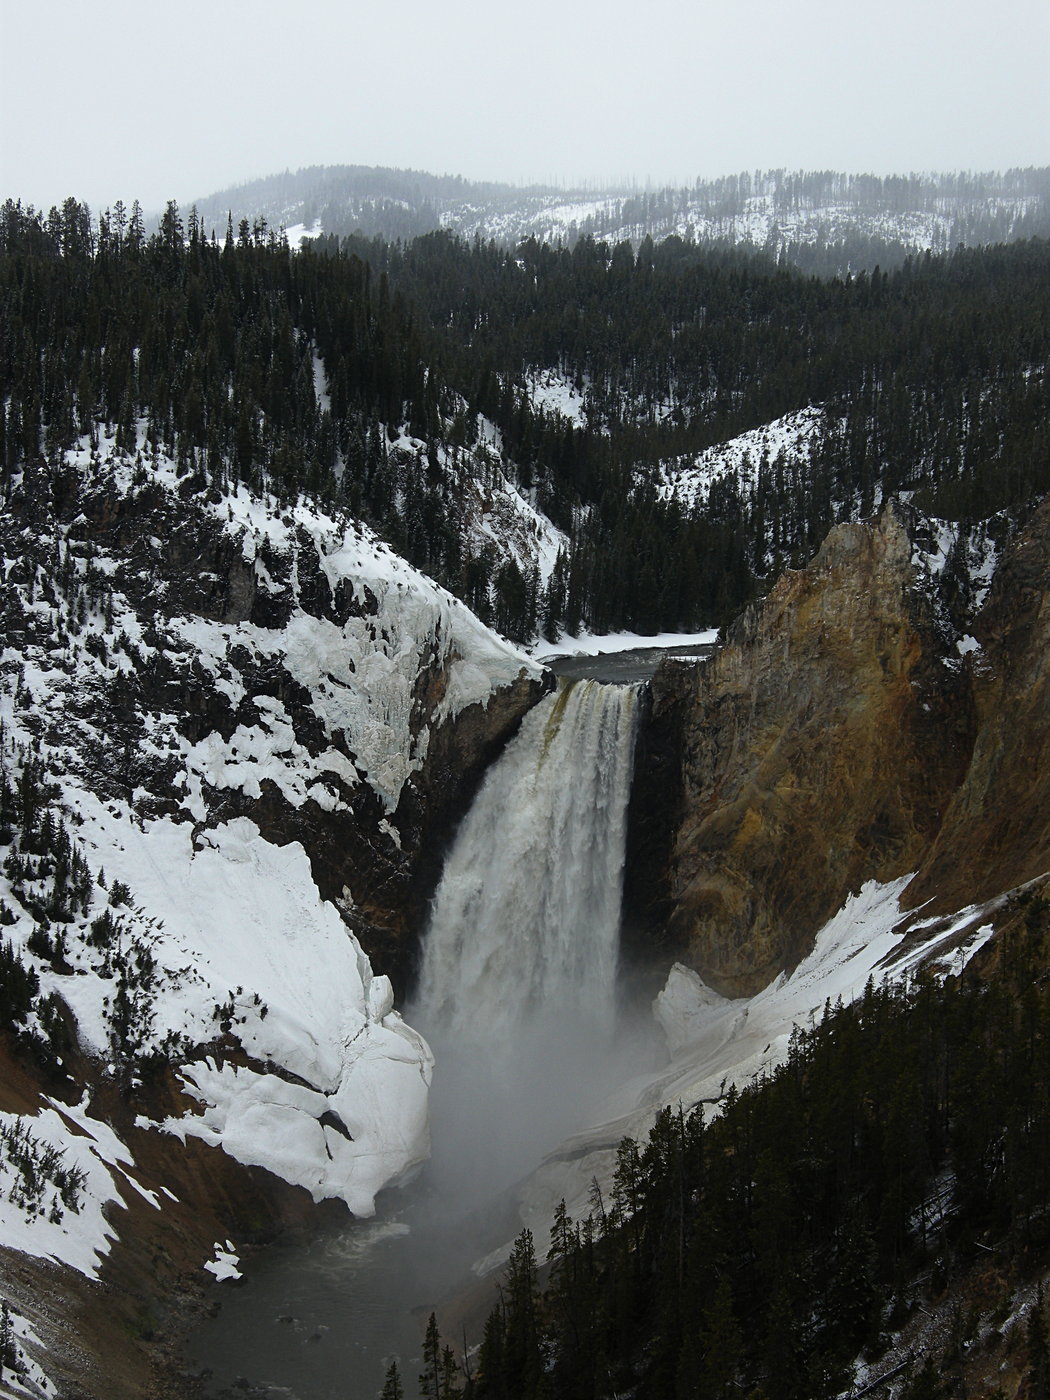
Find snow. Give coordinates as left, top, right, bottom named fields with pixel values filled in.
left=283, top=223, right=320, bottom=251
left=204, top=1239, right=242, bottom=1282
left=0, top=772, right=435, bottom=1235
left=0, top=1094, right=153, bottom=1278
left=61, top=805, right=434, bottom=1217
left=438, top=184, right=1043, bottom=260
left=0, top=429, right=551, bottom=1277
left=523, top=368, right=589, bottom=427
left=655, top=405, right=826, bottom=511
left=31, top=431, right=542, bottom=819
left=197, top=478, right=540, bottom=812
left=530, top=628, right=719, bottom=661
left=0, top=1305, right=54, bottom=1398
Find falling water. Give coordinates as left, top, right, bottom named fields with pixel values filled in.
left=409, top=678, right=643, bottom=1207
left=415, top=678, right=640, bottom=1040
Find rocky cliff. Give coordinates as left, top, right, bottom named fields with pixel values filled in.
left=0, top=436, right=549, bottom=1394
left=631, top=499, right=1039, bottom=996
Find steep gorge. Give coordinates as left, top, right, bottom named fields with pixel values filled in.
left=7, top=464, right=1050, bottom=1397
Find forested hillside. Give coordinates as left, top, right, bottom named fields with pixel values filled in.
left=4, top=198, right=1049, bottom=644
left=4, top=182, right=1050, bottom=1398
left=419, top=895, right=1050, bottom=1400
left=191, top=165, right=1050, bottom=275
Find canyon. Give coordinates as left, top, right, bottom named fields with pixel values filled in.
left=3, top=443, right=1050, bottom=1396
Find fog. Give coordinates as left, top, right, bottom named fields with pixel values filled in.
left=3, top=0, right=1048, bottom=216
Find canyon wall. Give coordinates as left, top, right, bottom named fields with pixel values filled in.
left=630, top=499, right=1050, bottom=997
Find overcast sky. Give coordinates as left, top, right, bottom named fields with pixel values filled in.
left=2, top=0, right=1048, bottom=215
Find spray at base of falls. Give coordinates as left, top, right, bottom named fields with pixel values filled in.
left=409, top=679, right=652, bottom=1211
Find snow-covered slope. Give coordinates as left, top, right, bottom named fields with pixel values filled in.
left=654, top=404, right=827, bottom=509
left=0, top=430, right=544, bottom=1291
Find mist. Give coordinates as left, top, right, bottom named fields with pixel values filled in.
left=410, top=997, right=664, bottom=1224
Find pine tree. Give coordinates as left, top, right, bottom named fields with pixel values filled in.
left=420, top=1313, right=442, bottom=1400
left=380, top=1358, right=404, bottom=1400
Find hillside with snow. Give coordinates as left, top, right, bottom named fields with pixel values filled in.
left=191, top=164, right=1050, bottom=271
left=0, top=427, right=549, bottom=1392
left=2, top=187, right=1050, bottom=1398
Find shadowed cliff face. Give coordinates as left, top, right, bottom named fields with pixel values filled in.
left=650, top=502, right=976, bottom=996
left=905, top=498, right=1050, bottom=916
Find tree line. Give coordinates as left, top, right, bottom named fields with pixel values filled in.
left=2, top=197, right=1049, bottom=641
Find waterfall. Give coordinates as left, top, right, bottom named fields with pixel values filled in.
left=409, top=678, right=642, bottom=1206
left=413, top=679, right=640, bottom=1046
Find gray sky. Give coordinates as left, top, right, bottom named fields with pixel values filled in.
left=2, top=0, right=1048, bottom=215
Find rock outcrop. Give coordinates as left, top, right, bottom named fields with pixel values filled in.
left=905, top=497, right=1050, bottom=915
left=637, top=501, right=977, bottom=995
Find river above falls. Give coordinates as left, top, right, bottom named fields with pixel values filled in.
left=540, top=632, right=718, bottom=682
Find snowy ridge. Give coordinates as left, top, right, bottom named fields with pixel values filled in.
left=0, top=430, right=548, bottom=1297
left=439, top=187, right=1047, bottom=256
left=654, top=404, right=827, bottom=510
left=166, top=436, right=538, bottom=812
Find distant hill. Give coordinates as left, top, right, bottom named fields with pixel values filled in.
left=189, top=163, right=1050, bottom=274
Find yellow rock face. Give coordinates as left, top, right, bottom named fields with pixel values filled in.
left=663, top=501, right=977, bottom=996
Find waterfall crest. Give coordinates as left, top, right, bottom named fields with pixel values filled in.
left=414, top=679, right=640, bottom=1046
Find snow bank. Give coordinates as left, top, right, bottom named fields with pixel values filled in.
left=517, top=876, right=1001, bottom=1247
left=204, top=1240, right=242, bottom=1282
left=60, top=804, right=434, bottom=1217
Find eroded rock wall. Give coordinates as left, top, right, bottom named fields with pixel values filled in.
left=905, top=498, right=1050, bottom=915
left=643, top=502, right=976, bottom=995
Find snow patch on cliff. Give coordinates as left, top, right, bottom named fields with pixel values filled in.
left=0, top=1094, right=157, bottom=1279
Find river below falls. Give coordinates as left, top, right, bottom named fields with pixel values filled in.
left=185, top=1190, right=472, bottom=1400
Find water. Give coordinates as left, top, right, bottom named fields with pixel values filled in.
left=413, top=680, right=639, bottom=1041
left=409, top=680, right=644, bottom=1212
left=546, top=641, right=716, bottom=683
left=188, top=679, right=647, bottom=1399
left=187, top=1213, right=426, bottom=1399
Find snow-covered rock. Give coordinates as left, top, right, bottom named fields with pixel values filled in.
left=0, top=431, right=545, bottom=1270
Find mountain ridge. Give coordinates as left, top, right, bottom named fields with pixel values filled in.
left=186, top=163, right=1050, bottom=274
